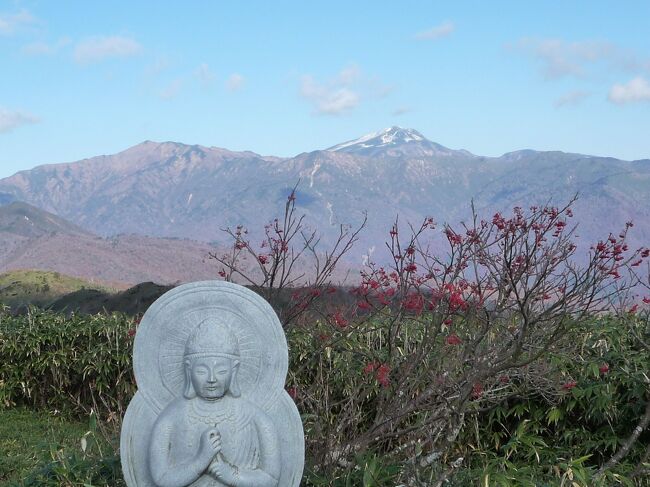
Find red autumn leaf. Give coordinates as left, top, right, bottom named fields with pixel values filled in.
left=363, top=362, right=378, bottom=375
left=357, top=300, right=371, bottom=310
left=403, top=293, right=424, bottom=314
left=286, top=386, right=298, bottom=400
left=376, top=364, right=391, bottom=388
left=562, top=381, right=578, bottom=390
left=445, top=333, right=462, bottom=345
left=331, top=311, right=348, bottom=328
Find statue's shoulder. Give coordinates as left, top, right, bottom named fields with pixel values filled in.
left=239, top=397, right=262, bottom=413
left=157, top=397, right=190, bottom=421
left=240, top=398, right=274, bottom=425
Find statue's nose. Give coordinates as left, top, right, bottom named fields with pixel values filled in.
left=207, top=370, right=216, bottom=382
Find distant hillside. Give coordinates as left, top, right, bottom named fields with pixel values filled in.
left=0, top=201, right=235, bottom=286
left=0, top=201, right=92, bottom=238
left=47, top=282, right=357, bottom=320
left=47, top=281, right=174, bottom=317
left=0, top=269, right=118, bottom=312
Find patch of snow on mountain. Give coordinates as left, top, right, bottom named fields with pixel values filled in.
left=379, top=128, right=424, bottom=145
left=309, top=163, right=321, bottom=188
left=361, top=245, right=375, bottom=266
left=327, top=129, right=385, bottom=151
left=326, top=201, right=334, bottom=225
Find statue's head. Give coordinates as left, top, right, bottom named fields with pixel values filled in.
left=183, top=320, right=241, bottom=400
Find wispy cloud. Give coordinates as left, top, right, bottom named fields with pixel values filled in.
left=73, top=35, right=142, bottom=64
left=608, top=77, right=650, bottom=104
left=144, top=56, right=171, bottom=77
left=21, top=38, right=71, bottom=56
left=301, top=77, right=358, bottom=115
left=195, top=63, right=216, bottom=86
left=0, top=107, right=39, bottom=133
left=225, top=73, right=245, bottom=91
left=0, top=9, right=34, bottom=36
left=336, top=64, right=361, bottom=84
left=158, top=79, right=183, bottom=100
left=512, top=38, right=648, bottom=80
left=554, top=90, right=590, bottom=108
left=392, top=106, right=411, bottom=116
left=414, top=21, right=455, bottom=41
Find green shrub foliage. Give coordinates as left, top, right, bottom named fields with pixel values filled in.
left=453, top=315, right=650, bottom=486
left=0, top=306, right=136, bottom=419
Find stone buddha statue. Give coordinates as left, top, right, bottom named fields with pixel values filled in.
left=120, top=281, right=304, bottom=487
left=148, top=320, right=280, bottom=487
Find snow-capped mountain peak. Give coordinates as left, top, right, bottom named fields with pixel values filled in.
left=325, top=126, right=470, bottom=158
left=327, top=126, right=425, bottom=152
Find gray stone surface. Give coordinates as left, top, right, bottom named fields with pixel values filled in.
left=121, top=280, right=304, bottom=486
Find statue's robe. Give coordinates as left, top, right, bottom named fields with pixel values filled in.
left=150, top=395, right=261, bottom=487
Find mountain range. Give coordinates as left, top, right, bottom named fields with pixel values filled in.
left=1, top=127, right=648, bottom=283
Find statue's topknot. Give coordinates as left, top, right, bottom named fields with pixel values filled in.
left=184, top=320, right=240, bottom=359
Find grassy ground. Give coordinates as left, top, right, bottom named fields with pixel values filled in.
left=0, top=407, right=85, bottom=484
left=0, top=407, right=121, bottom=486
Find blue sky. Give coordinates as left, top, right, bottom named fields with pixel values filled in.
left=1, top=1, right=649, bottom=178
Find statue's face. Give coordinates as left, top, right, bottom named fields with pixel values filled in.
left=189, top=356, right=234, bottom=400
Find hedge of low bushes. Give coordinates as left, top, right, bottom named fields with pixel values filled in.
left=1, top=306, right=648, bottom=486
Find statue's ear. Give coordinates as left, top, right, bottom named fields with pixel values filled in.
left=183, top=358, right=196, bottom=399
left=229, top=359, right=241, bottom=397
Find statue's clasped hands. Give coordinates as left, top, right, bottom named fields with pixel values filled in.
left=200, top=428, right=239, bottom=484
left=200, top=428, right=222, bottom=459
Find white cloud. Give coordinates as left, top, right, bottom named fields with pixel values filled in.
left=158, top=79, right=183, bottom=100
left=226, top=73, right=245, bottom=91
left=392, top=106, right=411, bottom=116
left=300, top=75, right=359, bottom=115
left=0, top=9, right=34, bottom=36
left=21, top=37, right=71, bottom=56
left=608, top=77, right=650, bottom=104
left=73, top=35, right=142, bottom=63
left=21, top=41, right=54, bottom=55
left=144, top=56, right=170, bottom=77
left=300, top=65, right=366, bottom=116
left=415, top=21, right=455, bottom=41
left=299, top=64, right=391, bottom=116
left=336, top=64, right=361, bottom=84
left=513, top=38, right=648, bottom=80
left=0, top=108, right=39, bottom=133
left=554, top=90, right=590, bottom=107
left=195, top=63, right=216, bottom=86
